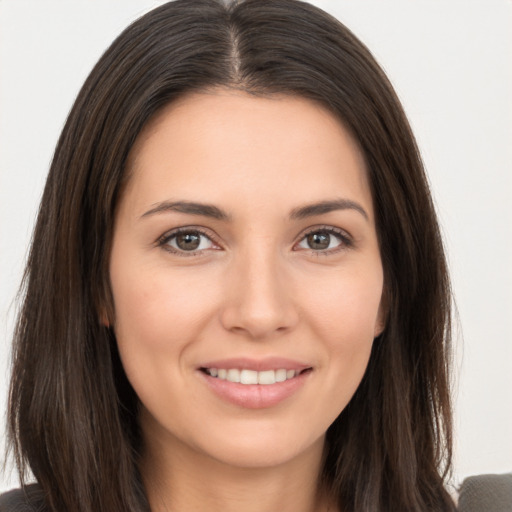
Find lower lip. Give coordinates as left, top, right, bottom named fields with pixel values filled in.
left=199, top=370, right=311, bottom=409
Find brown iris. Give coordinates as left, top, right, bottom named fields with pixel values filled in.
left=175, top=232, right=201, bottom=251
left=306, top=231, right=330, bottom=250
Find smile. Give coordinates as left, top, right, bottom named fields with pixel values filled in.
left=202, top=368, right=307, bottom=385
left=198, top=361, right=313, bottom=409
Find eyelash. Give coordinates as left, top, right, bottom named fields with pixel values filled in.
left=157, top=227, right=220, bottom=257
left=300, top=226, right=354, bottom=256
left=156, top=225, right=353, bottom=257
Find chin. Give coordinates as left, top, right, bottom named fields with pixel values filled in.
left=188, top=423, right=326, bottom=470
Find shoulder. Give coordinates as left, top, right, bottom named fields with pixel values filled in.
left=458, top=473, right=512, bottom=512
left=0, top=484, right=46, bottom=512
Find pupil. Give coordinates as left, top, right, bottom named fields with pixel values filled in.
left=307, top=232, right=330, bottom=250
left=176, top=232, right=200, bottom=250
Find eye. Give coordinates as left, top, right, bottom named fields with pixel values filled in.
left=296, top=227, right=352, bottom=253
left=158, top=228, right=219, bottom=255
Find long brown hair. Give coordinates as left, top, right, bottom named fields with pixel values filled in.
left=7, top=1, right=455, bottom=510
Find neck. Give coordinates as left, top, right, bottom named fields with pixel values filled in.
left=140, top=414, right=333, bottom=512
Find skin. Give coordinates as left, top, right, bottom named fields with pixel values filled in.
left=109, top=90, right=385, bottom=512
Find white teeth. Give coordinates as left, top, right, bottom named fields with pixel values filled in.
left=258, top=370, right=276, bottom=385
left=206, top=367, right=301, bottom=384
left=240, top=369, right=258, bottom=384
left=275, top=369, right=287, bottom=382
left=226, top=369, right=240, bottom=383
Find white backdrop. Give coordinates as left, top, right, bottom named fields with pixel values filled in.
left=1, top=0, right=511, bottom=492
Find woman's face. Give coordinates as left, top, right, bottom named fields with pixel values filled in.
left=109, top=90, right=385, bottom=469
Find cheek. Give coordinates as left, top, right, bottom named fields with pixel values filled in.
left=301, top=264, right=383, bottom=398
left=304, top=264, right=383, bottom=342
left=111, top=262, right=218, bottom=349
left=109, top=263, right=221, bottom=411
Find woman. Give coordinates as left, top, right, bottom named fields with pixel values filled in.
left=2, top=0, right=456, bottom=510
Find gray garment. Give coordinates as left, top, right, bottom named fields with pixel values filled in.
left=458, top=473, right=512, bottom=512
left=0, top=484, right=45, bottom=512
left=1, top=473, right=511, bottom=511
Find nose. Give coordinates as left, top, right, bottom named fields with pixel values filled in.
left=220, top=246, right=299, bottom=340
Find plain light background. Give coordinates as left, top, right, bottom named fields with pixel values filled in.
left=1, top=0, right=511, bottom=492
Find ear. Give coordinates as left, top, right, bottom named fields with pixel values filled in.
left=98, top=301, right=112, bottom=328
left=97, top=290, right=114, bottom=328
left=374, top=313, right=385, bottom=338
left=99, top=309, right=110, bottom=328
left=374, top=289, right=388, bottom=338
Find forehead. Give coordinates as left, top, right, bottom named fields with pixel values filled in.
left=123, top=90, right=373, bottom=221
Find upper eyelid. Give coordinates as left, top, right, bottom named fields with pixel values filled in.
left=155, top=227, right=222, bottom=259
left=301, top=224, right=349, bottom=235
left=158, top=226, right=219, bottom=243
left=297, top=224, right=353, bottom=241
left=156, top=224, right=353, bottom=251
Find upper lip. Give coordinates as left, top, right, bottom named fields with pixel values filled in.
left=198, top=357, right=312, bottom=372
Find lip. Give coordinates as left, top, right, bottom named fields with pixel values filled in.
left=198, top=357, right=311, bottom=372
left=197, top=357, right=313, bottom=409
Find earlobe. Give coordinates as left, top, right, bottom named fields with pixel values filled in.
left=374, top=290, right=388, bottom=338
left=99, top=306, right=110, bottom=328
left=98, top=291, right=115, bottom=328
left=374, top=316, right=385, bottom=338
left=100, top=313, right=110, bottom=328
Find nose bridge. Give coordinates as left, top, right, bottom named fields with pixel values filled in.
left=220, top=238, right=298, bottom=339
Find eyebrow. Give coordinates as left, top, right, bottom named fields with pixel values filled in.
left=141, top=198, right=368, bottom=222
left=141, top=201, right=231, bottom=221
left=289, top=199, right=369, bottom=221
